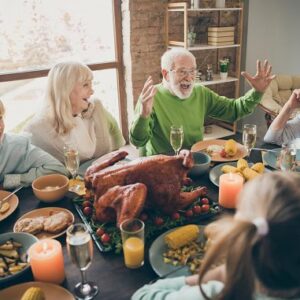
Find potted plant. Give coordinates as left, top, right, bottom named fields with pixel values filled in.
left=219, top=58, right=230, bottom=80
left=188, top=26, right=196, bottom=47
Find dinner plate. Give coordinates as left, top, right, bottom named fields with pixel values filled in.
left=191, top=139, right=247, bottom=162
left=263, top=148, right=300, bottom=171
left=13, top=207, right=74, bottom=239
left=0, top=232, right=38, bottom=284
left=0, top=281, right=75, bottom=299
left=149, top=225, right=205, bottom=278
left=209, top=162, right=271, bottom=187
left=0, top=190, right=19, bottom=222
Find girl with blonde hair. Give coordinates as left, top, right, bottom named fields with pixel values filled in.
left=0, top=100, right=67, bottom=189
left=133, top=171, right=300, bottom=300
left=25, top=61, right=125, bottom=163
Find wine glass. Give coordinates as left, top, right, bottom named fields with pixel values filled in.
left=242, top=124, right=257, bottom=160
left=63, top=144, right=80, bottom=192
left=279, top=143, right=297, bottom=171
left=170, top=125, right=184, bottom=156
left=66, top=223, right=99, bottom=300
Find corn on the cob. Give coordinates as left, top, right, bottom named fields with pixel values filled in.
left=242, top=167, right=260, bottom=181
left=237, top=158, right=248, bottom=171
left=164, top=225, right=200, bottom=249
left=224, top=139, right=237, bottom=157
left=21, top=287, right=45, bottom=300
left=221, top=165, right=238, bottom=174
left=251, top=162, right=265, bottom=174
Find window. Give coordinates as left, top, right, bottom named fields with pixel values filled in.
left=0, top=0, right=127, bottom=138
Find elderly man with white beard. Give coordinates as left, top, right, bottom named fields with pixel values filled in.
left=130, top=48, right=275, bottom=156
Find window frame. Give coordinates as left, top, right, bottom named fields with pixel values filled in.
left=0, top=0, right=128, bottom=141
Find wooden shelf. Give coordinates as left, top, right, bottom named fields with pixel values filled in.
left=169, top=43, right=240, bottom=51
left=166, top=1, right=244, bottom=137
left=197, top=74, right=238, bottom=86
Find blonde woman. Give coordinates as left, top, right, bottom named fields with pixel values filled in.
left=24, top=61, right=125, bottom=163
left=133, top=172, right=300, bottom=300
left=0, top=100, right=67, bottom=189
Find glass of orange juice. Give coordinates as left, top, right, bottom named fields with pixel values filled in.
left=120, top=218, right=145, bottom=269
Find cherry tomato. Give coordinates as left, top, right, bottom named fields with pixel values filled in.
left=154, top=217, right=164, bottom=226
left=140, top=212, right=148, bottom=222
left=82, top=200, right=92, bottom=208
left=201, top=204, right=210, bottom=213
left=96, top=228, right=105, bottom=237
left=101, top=233, right=111, bottom=244
left=83, top=206, right=92, bottom=216
left=201, top=198, right=209, bottom=205
left=185, top=209, right=194, bottom=218
left=220, top=149, right=227, bottom=158
left=192, top=205, right=202, bottom=215
left=171, top=212, right=180, bottom=220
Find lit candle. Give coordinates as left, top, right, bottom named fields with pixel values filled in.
left=28, top=239, right=65, bottom=284
left=219, top=173, right=244, bottom=209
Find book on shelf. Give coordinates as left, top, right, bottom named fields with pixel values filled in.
left=208, top=31, right=234, bottom=38
left=208, top=26, right=235, bottom=32
left=208, top=36, right=234, bottom=43
left=207, top=41, right=234, bottom=46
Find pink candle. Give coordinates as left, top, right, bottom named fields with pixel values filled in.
left=219, top=173, right=244, bottom=209
left=28, top=239, right=65, bottom=284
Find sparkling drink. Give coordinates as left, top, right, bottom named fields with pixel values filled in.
left=66, top=223, right=98, bottom=299
left=242, top=132, right=256, bottom=150
left=280, top=144, right=296, bottom=171
left=67, top=232, right=93, bottom=271
left=170, top=125, right=184, bottom=155
left=64, top=149, right=79, bottom=177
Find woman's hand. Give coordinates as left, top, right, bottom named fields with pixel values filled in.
left=286, top=89, right=300, bottom=110
left=185, top=274, right=199, bottom=286
left=140, top=76, right=157, bottom=118
left=241, top=60, right=276, bottom=93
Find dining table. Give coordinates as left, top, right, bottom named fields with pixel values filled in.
left=0, top=134, right=276, bottom=300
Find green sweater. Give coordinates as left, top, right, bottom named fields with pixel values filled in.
left=130, top=83, right=262, bottom=156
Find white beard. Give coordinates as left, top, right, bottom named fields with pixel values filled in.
left=168, top=79, right=194, bottom=100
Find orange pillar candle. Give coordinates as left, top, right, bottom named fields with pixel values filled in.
left=28, top=239, right=65, bottom=284
left=219, top=173, right=244, bottom=209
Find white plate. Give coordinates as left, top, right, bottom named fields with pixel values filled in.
left=0, top=190, right=19, bottom=222
left=209, top=162, right=271, bottom=187
left=0, top=281, right=75, bottom=299
left=149, top=225, right=205, bottom=278
left=13, top=207, right=74, bottom=239
left=191, top=139, right=247, bottom=162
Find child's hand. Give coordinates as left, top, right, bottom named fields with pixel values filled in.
left=185, top=274, right=199, bottom=286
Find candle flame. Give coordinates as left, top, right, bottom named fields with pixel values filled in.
left=42, top=242, right=48, bottom=253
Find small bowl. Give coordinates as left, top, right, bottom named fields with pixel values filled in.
left=32, top=174, right=69, bottom=203
left=188, top=152, right=211, bottom=177
left=0, top=232, right=38, bottom=284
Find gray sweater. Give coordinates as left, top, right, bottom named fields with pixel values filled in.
left=0, top=133, right=68, bottom=189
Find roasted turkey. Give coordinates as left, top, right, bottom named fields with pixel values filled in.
left=85, top=150, right=207, bottom=227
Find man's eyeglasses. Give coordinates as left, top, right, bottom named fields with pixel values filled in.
left=170, top=68, right=197, bottom=78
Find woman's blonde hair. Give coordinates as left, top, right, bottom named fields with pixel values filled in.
left=0, top=99, right=5, bottom=117
left=44, top=61, right=93, bottom=134
left=199, top=171, right=300, bottom=300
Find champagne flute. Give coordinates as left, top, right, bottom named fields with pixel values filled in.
left=66, top=223, right=99, bottom=300
left=63, top=144, right=80, bottom=192
left=242, top=124, right=257, bottom=160
left=279, top=143, right=296, bottom=171
left=170, top=125, right=184, bottom=156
